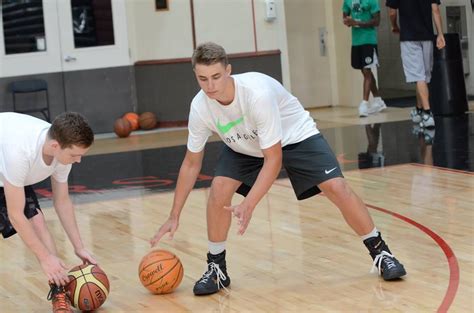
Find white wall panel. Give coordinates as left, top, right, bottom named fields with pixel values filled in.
left=253, top=0, right=290, bottom=88
left=284, top=0, right=333, bottom=107
left=193, top=0, right=254, bottom=53
left=126, top=0, right=194, bottom=62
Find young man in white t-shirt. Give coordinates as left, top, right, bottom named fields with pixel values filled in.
left=150, top=42, right=406, bottom=296
left=0, top=112, right=96, bottom=312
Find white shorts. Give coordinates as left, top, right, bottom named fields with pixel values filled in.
left=400, top=41, right=434, bottom=83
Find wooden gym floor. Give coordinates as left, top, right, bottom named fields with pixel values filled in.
left=1, top=105, right=473, bottom=312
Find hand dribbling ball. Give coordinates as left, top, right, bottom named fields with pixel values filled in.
left=66, top=264, right=110, bottom=311
left=138, top=250, right=184, bottom=294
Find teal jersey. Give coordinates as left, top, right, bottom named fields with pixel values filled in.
left=342, top=0, right=380, bottom=46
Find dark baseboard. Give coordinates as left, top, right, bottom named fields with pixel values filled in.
left=385, top=96, right=417, bottom=108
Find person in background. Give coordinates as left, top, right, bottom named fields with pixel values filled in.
left=386, top=0, right=446, bottom=128
left=343, top=0, right=387, bottom=117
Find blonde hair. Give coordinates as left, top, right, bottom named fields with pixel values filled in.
left=191, top=42, right=228, bottom=69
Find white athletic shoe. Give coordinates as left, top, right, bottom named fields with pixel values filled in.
left=410, top=108, right=422, bottom=123
left=420, top=112, right=435, bottom=128
left=359, top=101, right=369, bottom=117
left=368, top=98, right=387, bottom=114
left=423, top=128, right=435, bottom=145
left=412, top=124, right=423, bottom=137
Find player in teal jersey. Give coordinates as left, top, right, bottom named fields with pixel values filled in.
left=343, top=0, right=387, bottom=117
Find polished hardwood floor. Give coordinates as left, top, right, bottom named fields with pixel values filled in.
left=1, top=105, right=473, bottom=312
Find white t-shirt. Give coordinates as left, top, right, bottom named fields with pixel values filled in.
left=0, top=113, right=71, bottom=188
left=187, top=72, right=319, bottom=157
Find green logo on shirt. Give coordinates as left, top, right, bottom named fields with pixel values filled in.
left=216, top=117, right=244, bottom=134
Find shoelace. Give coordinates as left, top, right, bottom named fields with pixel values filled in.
left=199, top=262, right=230, bottom=294
left=47, top=287, right=70, bottom=311
left=370, top=251, right=396, bottom=275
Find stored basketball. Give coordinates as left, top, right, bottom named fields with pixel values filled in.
left=123, top=112, right=140, bottom=130
left=138, top=112, right=157, bottom=130
left=114, top=117, right=132, bottom=138
left=138, top=250, right=184, bottom=294
left=66, top=264, right=110, bottom=311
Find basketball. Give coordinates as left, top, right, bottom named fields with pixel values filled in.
left=114, top=117, right=132, bottom=138
left=123, top=112, right=140, bottom=130
left=138, top=250, right=184, bottom=294
left=138, top=112, right=158, bottom=130
left=66, top=264, right=110, bottom=311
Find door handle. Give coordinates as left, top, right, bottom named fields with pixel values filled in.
left=64, top=56, right=77, bottom=62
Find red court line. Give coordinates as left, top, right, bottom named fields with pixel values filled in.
left=272, top=179, right=460, bottom=312
left=366, top=204, right=460, bottom=313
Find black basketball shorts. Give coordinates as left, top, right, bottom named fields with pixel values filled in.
left=0, top=186, right=42, bottom=238
left=214, top=134, right=344, bottom=200
left=351, top=44, right=378, bottom=69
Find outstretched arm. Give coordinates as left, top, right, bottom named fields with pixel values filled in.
left=150, top=149, right=204, bottom=246
left=170, top=149, right=204, bottom=220
left=4, top=180, right=69, bottom=286
left=51, top=177, right=96, bottom=264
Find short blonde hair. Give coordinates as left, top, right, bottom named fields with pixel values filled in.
left=191, top=42, right=228, bottom=69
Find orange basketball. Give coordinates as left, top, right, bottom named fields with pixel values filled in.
left=123, top=112, right=140, bottom=130
left=114, top=117, right=132, bottom=138
left=138, top=112, right=158, bottom=130
left=138, top=250, right=184, bottom=294
left=66, top=264, right=110, bottom=311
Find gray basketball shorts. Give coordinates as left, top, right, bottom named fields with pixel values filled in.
left=400, top=41, right=434, bottom=83
left=0, top=186, right=41, bottom=238
left=214, top=134, right=344, bottom=200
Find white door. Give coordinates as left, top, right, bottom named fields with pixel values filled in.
left=284, top=0, right=332, bottom=108
left=56, top=0, right=129, bottom=72
left=0, top=1, right=62, bottom=77
left=0, top=0, right=129, bottom=78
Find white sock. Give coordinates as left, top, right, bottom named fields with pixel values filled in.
left=208, top=241, right=226, bottom=255
left=361, top=227, right=379, bottom=241
left=374, top=97, right=382, bottom=101
left=361, top=100, right=369, bottom=105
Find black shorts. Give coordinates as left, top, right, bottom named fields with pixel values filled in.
left=351, top=44, right=378, bottom=69
left=0, top=186, right=41, bottom=238
left=214, top=134, right=344, bottom=200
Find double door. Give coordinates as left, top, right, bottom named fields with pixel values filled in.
left=0, top=0, right=129, bottom=78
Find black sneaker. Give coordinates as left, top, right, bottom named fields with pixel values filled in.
left=193, top=251, right=231, bottom=296
left=363, top=233, right=406, bottom=281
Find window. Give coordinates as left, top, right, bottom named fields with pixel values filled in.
left=155, top=0, right=168, bottom=11
left=71, top=0, right=115, bottom=48
left=2, top=0, right=46, bottom=55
